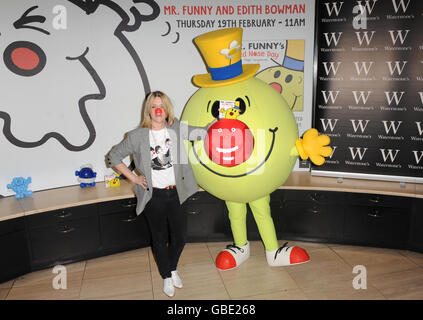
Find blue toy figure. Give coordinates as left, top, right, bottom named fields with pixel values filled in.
left=75, top=164, right=97, bottom=188
left=7, top=177, right=33, bottom=199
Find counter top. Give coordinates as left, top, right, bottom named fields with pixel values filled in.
left=0, top=172, right=421, bottom=222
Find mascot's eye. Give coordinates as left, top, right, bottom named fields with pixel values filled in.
left=218, top=128, right=223, bottom=133
left=274, top=70, right=281, bottom=78
left=285, top=74, right=293, bottom=83
left=235, top=98, right=246, bottom=114
left=211, top=101, right=220, bottom=119
left=231, top=128, right=236, bottom=132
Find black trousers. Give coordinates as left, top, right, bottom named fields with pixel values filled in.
left=143, top=188, right=187, bottom=279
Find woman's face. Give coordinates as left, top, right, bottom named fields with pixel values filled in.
left=149, top=96, right=167, bottom=125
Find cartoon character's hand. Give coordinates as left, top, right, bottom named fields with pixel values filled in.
left=295, top=129, right=332, bottom=166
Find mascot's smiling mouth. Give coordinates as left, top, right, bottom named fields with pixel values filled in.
left=190, top=127, right=278, bottom=178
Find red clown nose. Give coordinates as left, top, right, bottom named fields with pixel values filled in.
left=205, top=119, right=254, bottom=167
left=155, top=108, right=163, bottom=115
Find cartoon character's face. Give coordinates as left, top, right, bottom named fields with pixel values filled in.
left=222, top=107, right=240, bottom=119
left=256, top=67, right=303, bottom=111
left=181, top=77, right=299, bottom=202
left=0, top=2, right=101, bottom=151
left=13, top=177, right=25, bottom=186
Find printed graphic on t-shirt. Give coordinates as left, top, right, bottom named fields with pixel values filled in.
left=150, top=138, right=172, bottom=170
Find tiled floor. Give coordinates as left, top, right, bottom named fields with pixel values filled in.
left=1, top=240, right=423, bottom=300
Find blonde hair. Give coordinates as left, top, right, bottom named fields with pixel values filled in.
left=140, top=91, right=175, bottom=128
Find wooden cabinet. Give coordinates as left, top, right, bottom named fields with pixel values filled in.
left=0, top=217, right=30, bottom=283
left=27, top=204, right=100, bottom=270
left=98, top=198, right=150, bottom=253
left=0, top=187, right=421, bottom=285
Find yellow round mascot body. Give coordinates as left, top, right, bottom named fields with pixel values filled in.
left=181, top=28, right=332, bottom=270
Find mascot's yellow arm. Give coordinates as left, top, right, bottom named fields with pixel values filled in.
left=295, top=129, right=332, bottom=166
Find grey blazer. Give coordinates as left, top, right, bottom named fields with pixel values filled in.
left=107, top=118, right=207, bottom=215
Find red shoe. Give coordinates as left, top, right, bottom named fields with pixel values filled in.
left=266, top=242, right=310, bottom=266
left=215, top=242, right=250, bottom=270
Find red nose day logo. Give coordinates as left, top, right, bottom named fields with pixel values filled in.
left=204, top=119, right=254, bottom=167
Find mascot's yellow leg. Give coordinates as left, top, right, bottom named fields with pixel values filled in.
left=225, top=195, right=279, bottom=251
left=225, top=201, right=248, bottom=247
left=249, top=195, right=279, bottom=251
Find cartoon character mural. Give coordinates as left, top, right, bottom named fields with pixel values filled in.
left=0, top=0, right=159, bottom=151
left=0, top=0, right=160, bottom=196
left=256, top=40, right=304, bottom=111
left=181, top=28, right=332, bottom=269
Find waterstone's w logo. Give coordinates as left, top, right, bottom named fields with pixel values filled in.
left=349, top=147, right=367, bottom=160
left=355, top=31, right=376, bottom=46
left=418, top=92, right=423, bottom=105
left=350, top=120, right=370, bottom=133
left=412, top=151, right=423, bottom=164
left=324, top=2, right=344, bottom=16
left=386, top=61, right=407, bottom=76
left=329, top=146, right=337, bottom=158
left=323, top=32, right=343, bottom=46
left=322, top=62, right=342, bottom=76
left=384, top=91, right=405, bottom=105
left=416, top=122, right=423, bottom=136
left=356, top=0, right=378, bottom=14
left=380, top=149, right=400, bottom=162
left=353, top=62, right=374, bottom=76
left=381, top=121, right=402, bottom=134
left=388, top=30, right=410, bottom=45
left=391, top=0, right=411, bottom=13
left=321, top=91, right=340, bottom=104
left=352, top=91, right=372, bottom=104
left=320, top=118, right=339, bottom=132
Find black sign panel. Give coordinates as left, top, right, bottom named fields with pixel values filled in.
left=313, top=0, right=423, bottom=181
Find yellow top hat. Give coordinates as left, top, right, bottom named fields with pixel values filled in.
left=282, top=40, right=305, bottom=71
left=192, top=28, right=259, bottom=88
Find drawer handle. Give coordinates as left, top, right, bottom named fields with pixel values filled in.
left=310, top=208, right=320, bottom=215
left=57, top=211, right=72, bottom=218
left=59, top=225, right=75, bottom=233
left=308, top=193, right=320, bottom=202
left=369, top=196, right=380, bottom=204
left=122, top=216, right=137, bottom=222
left=368, top=210, right=381, bottom=218
left=122, top=203, right=137, bottom=208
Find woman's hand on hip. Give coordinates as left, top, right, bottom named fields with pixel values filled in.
left=132, top=175, right=148, bottom=189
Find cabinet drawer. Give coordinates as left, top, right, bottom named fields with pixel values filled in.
left=282, top=190, right=345, bottom=204
left=98, top=198, right=137, bottom=215
left=100, top=211, right=150, bottom=249
left=0, top=217, right=25, bottom=236
left=27, top=204, right=98, bottom=229
left=185, top=201, right=229, bottom=241
left=280, top=201, right=344, bottom=240
left=344, top=206, right=410, bottom=248
left=186, top=191, right=221, bottom=204
left=0, top=230, right=30, bottom=283
left=344, top=193, right=411, bottom=208
left=29, top=216, right=100, bottom=265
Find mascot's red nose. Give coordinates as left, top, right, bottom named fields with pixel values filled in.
left=204, top=119, right=254, bottom=167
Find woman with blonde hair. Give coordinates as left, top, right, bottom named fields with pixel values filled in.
left=108, top=91, right=207, bottom=297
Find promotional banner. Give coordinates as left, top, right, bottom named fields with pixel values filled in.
left=313, top=0, right=423, bottom=183
left=0, top=0, right=315, bottom=196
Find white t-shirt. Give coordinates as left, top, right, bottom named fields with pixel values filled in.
left=149, top=128, right=176, bottom=188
